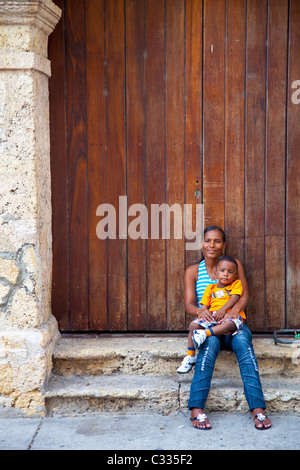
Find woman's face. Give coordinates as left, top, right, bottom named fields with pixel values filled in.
left=202, top=230, right=226, bottom=260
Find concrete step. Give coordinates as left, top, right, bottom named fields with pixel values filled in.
left=52, top=335, right=300, bottom=378
left=45, top=335, right=300, bottom=415
left=45, top=373, right=300, bottom=416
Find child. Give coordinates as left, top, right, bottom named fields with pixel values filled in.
left=177, top=256, right=245, bottom=374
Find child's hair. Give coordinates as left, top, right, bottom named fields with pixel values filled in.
left=217, top=256, right=238, bottom=271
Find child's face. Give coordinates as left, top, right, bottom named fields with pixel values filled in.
left=216, top=260, right=238, bottom=286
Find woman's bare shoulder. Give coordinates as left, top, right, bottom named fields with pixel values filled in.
left=185, top=263, right=199, bottom=279
left=234, top=258, right=245, bottom=271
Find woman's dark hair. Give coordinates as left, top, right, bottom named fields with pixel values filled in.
left=204, top=226, right=226, bottom=242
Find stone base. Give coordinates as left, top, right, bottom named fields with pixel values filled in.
left=0, top=315, right=60, bottom=415
left=0, top=0, right=61, bottom=416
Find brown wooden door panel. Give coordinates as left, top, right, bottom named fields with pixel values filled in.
left=245, top=0, right=268, bottom=332
left=146, top=0, right=167, bottom=331
left=86, top=0, right=108, bottom=331
left=287, top=0, right=300, bottom=330
left=203, top=0, right=226, bottom=230
left=225, top=0, right=246, bottom=265
left=265, top=0, right=288, bottom=332
left=49, top=0, right=69, bottom=330
left=49, top=0, right=300, bottom=333
left=126, top=0, right=147, bottom=331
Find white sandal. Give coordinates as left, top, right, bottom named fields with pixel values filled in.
left=254, top=413, right=271, bottom=430
left=190, top=413, right=211, bottom=430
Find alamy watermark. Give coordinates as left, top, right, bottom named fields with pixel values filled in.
left=95, top=196, right=204, bottom=251
left=291, top=80, right=300, bottom=105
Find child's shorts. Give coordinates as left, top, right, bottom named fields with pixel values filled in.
left=193, top=312, right=244, bottom=336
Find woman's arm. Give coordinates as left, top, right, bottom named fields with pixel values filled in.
left=184, top=265, right=214, bottom=323
left=224, top=259, right=249, bottom=319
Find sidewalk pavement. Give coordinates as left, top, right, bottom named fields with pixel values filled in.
left=0, top=408, right=299, bottom=451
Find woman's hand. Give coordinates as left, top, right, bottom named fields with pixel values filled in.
left=197, top=307, right=214, bottom=323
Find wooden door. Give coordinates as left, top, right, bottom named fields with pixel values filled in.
left=49, top=0, right=300, bottom=333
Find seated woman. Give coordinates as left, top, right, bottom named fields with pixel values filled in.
left=177, top=256, right=245, bottom=373
left=185, top=226, right=272, bottom=431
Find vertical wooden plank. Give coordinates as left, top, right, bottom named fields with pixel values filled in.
left=49, top=0, right=69, bottom=330
left=86, top=0, right=108, bottom=330
left=225, top=0, right=246, bottom=263
left=265, top=0, right=288, bottom=331
left=186, top=0, right=203, bottom=268
left=286, top=0, right=300, bottom=329
left=65, top=0, right=89, bottom=330
left=203, top=0, right=226, bottom=229
left=245, top=0, right=267, bottom=331
left=106, top=0, right=127, bottom=330
left=146, top=0, right=167, bottom=330
left=126, top=0, right=147, bottom=330
left=165, top=0, right=185, bottom=330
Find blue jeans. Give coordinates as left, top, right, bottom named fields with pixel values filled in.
left=188, top=324, right=266, bottom=411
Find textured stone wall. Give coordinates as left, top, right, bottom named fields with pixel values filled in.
left=0, top=0, right=61, bottom=415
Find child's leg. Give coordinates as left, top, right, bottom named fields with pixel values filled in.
left=188, top=321, right=205, bottom=355
left=205, top=320, right=236, bottom=337
left=193, top=321, right=237, bottom=348
left=177, top=321, right=205, bottom=373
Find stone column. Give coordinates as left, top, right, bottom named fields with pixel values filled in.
left=0, top=0, right=61, bottom=415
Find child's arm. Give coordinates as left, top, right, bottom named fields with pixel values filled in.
left=213, top=294, right=240, bottom=321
